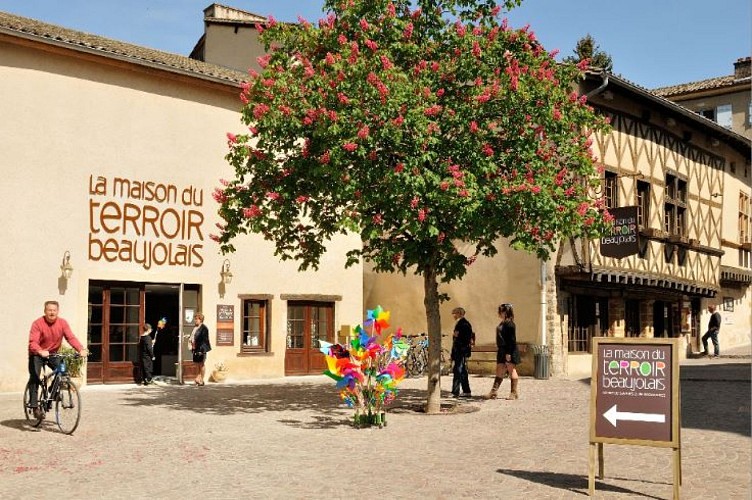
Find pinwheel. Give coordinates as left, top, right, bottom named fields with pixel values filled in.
left=322, top=306, right=409, bottom=428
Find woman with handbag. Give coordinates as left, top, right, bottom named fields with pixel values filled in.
left=190, top=312, right=211, bottom=386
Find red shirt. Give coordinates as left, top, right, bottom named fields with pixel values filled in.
left=28, top=316, right=83, bottom=355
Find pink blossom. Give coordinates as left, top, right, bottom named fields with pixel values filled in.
left=476, top=93, right=491, bottom=103
left=393, top=115, right=404, bottom=126
left=372, top=214, right=383, bottom=225
left=359, top=18, right=369, bottom=30
left=552, top=106, right=562, bottom=121
left=455, top=21, right=466, bottom=37
left=436, top=88, right=445, bottom=97
left=226, top=132, right=238, bottom=144
left=365, top=39, right=378, bottom=52
left=381, top=55, right=393, bottom=70
left=296, top=195, right=309, bottom=203
left=576, top=58, right=590, bottom=71
left=266, top=192, right=280, bottom=201
left=410, top=197, right=420, bottom=209
left=577, top=202, right=589, bottom=216
left=417, top=209, right=427, bottom=222
left=239, top=93, right=249, bottom=104
left=343, top=142, right=358, bottom=152
left=357, top=125, right=370, bottom=139
left=337, top=34, right=348, bottom=44
left=458, top=189, right=469, bottom=197
left=394, top=163, right=404, bottom=173
left=530, top=185, right=541, bottom=194
left=424, top=104, right=442, bottom=117
left=403, top=22, right=414, bottom=39
left=212, top=188, right=227, bottom=203
left=325, top=52, right=336, bottom=65
left=482, top=143, right=494, bottom=156
left=320, top=151, right=331, bottom=164
left=257, top=54, right=272, bottom=68
left=243, top=205, right=262, bottom=218
left=267, top=15, right=277, bottom=27
left=338, top=92, right=350, bottom=105
left=253, top=103, right=270, bottom=119
left=469, top=121, right=479, bottom=133
left=440, top=181, right=449, bottom=191
left=491, top=5, right=501, bottom=16
left=248, top=126, right=258, bottom=135
left=472, top=41, right=481, bottom=58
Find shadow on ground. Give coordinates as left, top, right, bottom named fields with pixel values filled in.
left=680, top=362, right=751, bottom=436
left=115, top=383, right=478, bottom=429
left=496, top=468, right=666, bottom=499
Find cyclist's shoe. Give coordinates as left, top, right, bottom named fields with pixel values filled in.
left=32, top=406, right=45, bottom=420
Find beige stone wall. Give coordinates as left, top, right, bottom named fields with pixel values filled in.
left=672, top=89, right=752, bottom=140
left=0, top=40, right=362, bottom=392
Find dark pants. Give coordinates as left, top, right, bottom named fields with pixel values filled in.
left=702, top=330, right=719, bottom=356
left=140, top=354, right=153, bottom=383
left=452, top=355, right=471, bottom=395
left=27, top=355, right=60, bottom=408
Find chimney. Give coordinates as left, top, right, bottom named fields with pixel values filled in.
left=734, top=57, right=751, bottom=80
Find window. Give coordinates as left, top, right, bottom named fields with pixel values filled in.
left=604, top=171, right=618, bottom=209
left=241, top=299, right=269, bottom=353
left=716, top=104, right=732, bottom=128
left=664, top=173, right=687, bottom=237
left=699, top=104, right=733, bottom=128
left=636, top=180, right=650, bottom=228
left=740, top=192, right=751, bottom=268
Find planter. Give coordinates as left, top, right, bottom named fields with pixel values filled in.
left=210, top=370, right=228, bottom=382
left=354, top=411, right=387, bottom=428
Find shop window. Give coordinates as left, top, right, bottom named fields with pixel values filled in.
left=241, top=299, right=269, bottom=353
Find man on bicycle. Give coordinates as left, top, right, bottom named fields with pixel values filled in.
left=28, top=301, right=88, bottom=419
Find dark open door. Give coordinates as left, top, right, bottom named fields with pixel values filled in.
left=285, top=302, right=334, bottom=375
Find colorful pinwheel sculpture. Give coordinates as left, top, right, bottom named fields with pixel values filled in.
left=322, top=306, right=409, bottom=427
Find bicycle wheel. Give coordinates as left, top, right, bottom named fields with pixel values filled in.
left=440, top=349, right=452, bottom=376
left=23, top=382, right=45, bottom=427
left=405, top=351, right=419, bottom=377
left=55, top=378, right=81, bottom=435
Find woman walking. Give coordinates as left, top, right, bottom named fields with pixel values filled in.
left=485, top=303, right=520, bottom=400
left=190, top=312, right=211, bottom=386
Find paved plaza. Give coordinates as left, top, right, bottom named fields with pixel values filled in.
left=1, top=349, right=749, bottom=500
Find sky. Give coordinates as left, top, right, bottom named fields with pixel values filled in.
left=0, top=0, right=749, bottom=89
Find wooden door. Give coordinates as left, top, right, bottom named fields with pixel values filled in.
left=285, top=302, right=334, bottom=375
left=87, top=283, right=144, bottom=383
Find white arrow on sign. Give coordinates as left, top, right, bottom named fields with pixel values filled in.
left=603, top=404, right=666, bottom=427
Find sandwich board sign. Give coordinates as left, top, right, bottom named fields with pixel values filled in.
left=589, top=337, right=681, bottom=498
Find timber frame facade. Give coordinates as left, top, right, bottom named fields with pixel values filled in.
left=551, top=72, right=751, bottom=376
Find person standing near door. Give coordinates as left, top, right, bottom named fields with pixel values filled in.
left=190, top=313, right=211, bottom=386
left=701, top=304, right=722, bottom=357
left=139, top=323, right=155, bottom=385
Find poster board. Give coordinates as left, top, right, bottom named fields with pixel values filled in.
left=588, top=337, right=682, bottom=497
left=216, top=304, right=234, bottom=346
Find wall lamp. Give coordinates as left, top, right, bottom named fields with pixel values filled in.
left=220, top=259, right=233, bottom=285
left=711, top=193, right=723, bottom=198
left=60, top=251, right=73, bottom=280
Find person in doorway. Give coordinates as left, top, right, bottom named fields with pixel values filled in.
left=139, top=323, right=155, bottom=385
left=190, top=313, right=211, bottom=386
left=27, top=301, right=89, bottom=419
left=484, top=303, right=520, bottom=400
left=450, top=307, right=473, bottom=398
left=701, top=304, right=722, bottom=357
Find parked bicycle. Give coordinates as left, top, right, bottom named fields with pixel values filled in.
left=404, top=334, right=452, bottom=377
left=24, top=352, right=83, bottom=434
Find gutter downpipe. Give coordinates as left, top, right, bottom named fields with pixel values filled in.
left=586, top=70, right=610, bottom=99
left=540, top=259, right=547, bottom=347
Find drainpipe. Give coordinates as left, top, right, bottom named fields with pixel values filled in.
left=586, top=70, right=610, bottom=99
left=540, top=259, right=547, bottom=346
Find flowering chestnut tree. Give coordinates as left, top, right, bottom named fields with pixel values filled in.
left=215, top=0, right=612, bottom=413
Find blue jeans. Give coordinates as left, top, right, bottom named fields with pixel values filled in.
left=452, top=355, right=471, bottom=395
left=702, top=330, right=719, bottom=356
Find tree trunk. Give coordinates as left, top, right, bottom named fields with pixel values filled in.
left=423, top=265, right=443, bottom=414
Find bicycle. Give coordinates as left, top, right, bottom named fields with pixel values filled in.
left=23, top=353, right=83, bottom=434
left=404, top=333, right=453, bottom=377
left=405, top=334, right=428, bottom=377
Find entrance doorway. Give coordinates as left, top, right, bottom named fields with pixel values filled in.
left=86, top=281, right=196, bottom=384
left=284, top=302, right=334, bottom=375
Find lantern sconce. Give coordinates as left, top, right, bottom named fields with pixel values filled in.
left=220, top=259, right=233, bottom=285
left=60, top=251, right=73, bottom=280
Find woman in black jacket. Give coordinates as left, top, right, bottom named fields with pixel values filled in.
left=190, top=312, right=211, bottom=386
left=484, top=303, right=520, bottom=400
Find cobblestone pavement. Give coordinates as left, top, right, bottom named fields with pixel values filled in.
left=1, top=351, right=749, bottom=500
